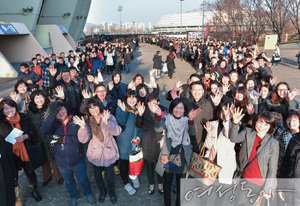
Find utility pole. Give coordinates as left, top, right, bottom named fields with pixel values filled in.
left=180, top=0, right=184, bottom=34
left=118, top=6, right=122, bottom=34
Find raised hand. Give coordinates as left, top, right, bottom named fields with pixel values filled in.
left=148, top=80, right=157, bottom=88
left=117, top=100, right=126, bottom=111
left=108, top=81, right=114, bottom=91
left=9, top=92, right=19, bottom=103
left=246, top=103, right=255, bottom=115
left=82, top=89, right=91, bottom=99
left=49, top=65, right=57, bottom=77
left=232, top=107, right=245, bottom=124
left=149, top=69, right=155, bottom=77
left=222, top=85, right=230, bottom=95
left=101, top=110, right=110, bottom=124
left=173, top=81, right=182, bottom=91
left=136, top=102, right=145, bottom=116
left=203, top=121, right=215, bottom=135
left=127, top=81, right=135, bottom=90
left=73, top=116, right=86, bottom=128
left=150, top=103, right=162, bottom=116
left=188, top=107, right=201, bottom=120
left=223, top=103, right=232, bottom=121
left=170, top=89, right=180, bottom=100
left=249, top=93, right=259, bottom=105
left=55, top=86, right=65, bottom=100
left=288, top=88, right=300, bottom=101
left=210, top=91, right=223, bottom=106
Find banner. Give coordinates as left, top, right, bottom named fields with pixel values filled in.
left=264, top=35, right=278, bottom=50
left=188, top=32, right=203, bottom=39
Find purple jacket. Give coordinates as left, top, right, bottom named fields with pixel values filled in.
left=78, top=115, right=121, bottom=167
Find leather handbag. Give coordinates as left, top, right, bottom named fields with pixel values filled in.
left=189, top=145, right=222, bottom=185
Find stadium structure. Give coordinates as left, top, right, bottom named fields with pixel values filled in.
left=0, top=0, right=91, bottom=77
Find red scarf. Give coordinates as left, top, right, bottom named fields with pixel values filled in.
left=6, top=113, right=29, bottom=162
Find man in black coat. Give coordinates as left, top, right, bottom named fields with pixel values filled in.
left=17, top=63, right=40, bottom=91
left=50, top=69, right=81, bottom=115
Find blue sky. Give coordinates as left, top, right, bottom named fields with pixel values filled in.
left=87, top=0, right=206, bottom=25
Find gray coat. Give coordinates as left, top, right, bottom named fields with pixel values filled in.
left=155, top=116, right=195, bottom=177
left=229, top=123, right=279, bottom=193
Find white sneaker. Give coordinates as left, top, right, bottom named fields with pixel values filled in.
left=124, top=183, right=136, bottom=195
left=131, top=176, right=140, bottom=189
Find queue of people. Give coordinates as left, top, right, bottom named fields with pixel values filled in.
left=1, top=35, right=300, bottom=206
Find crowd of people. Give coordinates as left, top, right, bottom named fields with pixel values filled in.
left=1, top=34, right=300, bottom=206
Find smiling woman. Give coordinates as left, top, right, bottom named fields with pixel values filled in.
left=230, top=110, right=279, bottom=205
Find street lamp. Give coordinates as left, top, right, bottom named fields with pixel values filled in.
left=180, top=0, right=184, bottom=34
left=118, top=6, right=122, bottom=34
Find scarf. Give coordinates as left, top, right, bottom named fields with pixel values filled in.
left=125, top=105, right=138, bottom=115
left=89, top=116, right=104, bottom=142
left=165, top=114, right=190, bottom=148
left=6, top=113, right=29, bottom=162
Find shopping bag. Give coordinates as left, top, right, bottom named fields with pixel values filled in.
left=97, top=71, right=104, bottom=82
left=129, top=142, right=144, bottom=180
left=189, top=145, right=222, bottom=186
left=162, top=63, right=168, bottom=73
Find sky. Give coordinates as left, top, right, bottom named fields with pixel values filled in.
left=87, top=0, right=206, bottom=26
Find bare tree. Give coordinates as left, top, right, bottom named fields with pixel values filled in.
left=281, top=0, right=300, bottom=39
left=212, top=0, right=268, bottom=43
left=254, top=0, right=290, bottom=42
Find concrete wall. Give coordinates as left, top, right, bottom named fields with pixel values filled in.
left=0, top=52, right=18, bottom=77
left=38, top=0, right=91, bottom=40
left=35, top=25, right=75, bottom=54
left=0, top=23, right=47, bottom=63
left=0, top=0, right=43, bottom=32
left=69, top=0, right=91, bottom=40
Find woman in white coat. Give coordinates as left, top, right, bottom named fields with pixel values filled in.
left=203, top=101, right=236, bottom=205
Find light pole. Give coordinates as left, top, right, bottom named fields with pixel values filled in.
left=118, top=5, right=122, bottom=34
left=180, top=0, right=184, bottom=34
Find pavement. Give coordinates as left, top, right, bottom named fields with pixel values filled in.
left=16, top=43, right=198, bottom=206
left=2, top=43, right=300, bottom=206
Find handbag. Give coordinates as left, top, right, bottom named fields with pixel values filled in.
left=273, top=54, right=281, bottom=62
left=162, top=63, right=168, bottom=73
left=162, top=131, right=185, bottom=169
left=189, top=145, right=222, bottom=186
left=26, top=140, right=47, bottom=172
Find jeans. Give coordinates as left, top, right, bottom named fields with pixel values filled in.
left=124, top=64, right=131, bottom=73
left=92, top=164, right=115, bottom=196
left=57, top=161, right=92, bottom=199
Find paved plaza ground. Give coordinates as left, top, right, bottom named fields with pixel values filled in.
left=1, top=43, right=300, bottom=206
